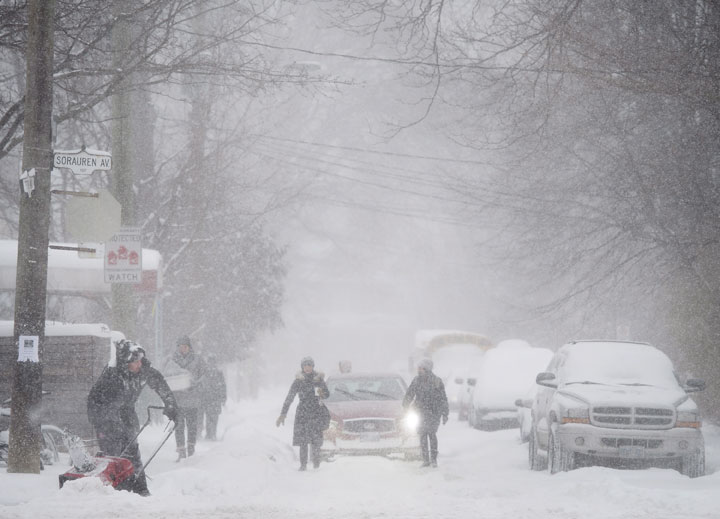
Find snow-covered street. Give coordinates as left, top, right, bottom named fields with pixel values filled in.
left=2, top=387, right=718, bottom=519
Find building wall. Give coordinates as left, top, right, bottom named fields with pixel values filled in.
left=0, top=334, right=109, bottom=438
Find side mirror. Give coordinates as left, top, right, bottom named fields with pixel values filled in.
left=684, top=378, right=706, bottom=393
left=514, top=398, right=533, bottom=408
left=467, top=378, right=477, bottom=387
left=536, top=372, right=557, bottom=388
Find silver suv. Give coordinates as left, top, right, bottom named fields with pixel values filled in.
left=528, top=340, right=705, bottom=477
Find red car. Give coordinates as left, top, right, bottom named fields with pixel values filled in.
left=322, top=372, right=421, bottom=459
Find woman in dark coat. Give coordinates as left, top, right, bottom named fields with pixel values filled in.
left=276, top=357, right=330, bottom=470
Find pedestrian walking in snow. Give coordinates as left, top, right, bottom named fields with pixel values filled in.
left=276, top=357, right=330, bottom=471
left=403, top=358, right=449, bottom=467
left=87, top=340, right=178, bottom=496
left=170, top=335, right=207, bottom=460
left=200, top=353, right=227, bottom=441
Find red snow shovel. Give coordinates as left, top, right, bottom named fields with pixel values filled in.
left=59, top=406, right=176, bottom=490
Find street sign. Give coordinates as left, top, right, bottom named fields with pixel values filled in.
left=54, top=147, right=112, bottom=175
left=104, top=228, right=142, bottom=284
left=66, top=189, right=121, bottom=243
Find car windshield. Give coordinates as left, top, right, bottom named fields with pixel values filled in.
left=326, top=376, right=406, bottom=402
left=559, top=342, right=681, bottom=389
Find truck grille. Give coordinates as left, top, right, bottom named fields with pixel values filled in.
left=343, top=418, right=396, bottom=434
left=591, top=406, right=674, bottom=429
left=600, top=438, right=663, bottom=449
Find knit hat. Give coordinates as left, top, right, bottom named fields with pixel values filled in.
left=176, top=335, right=192, bottom=348
left=300, top=356, right=315, bottom=368
left=418, top=358, right=433, bottom=371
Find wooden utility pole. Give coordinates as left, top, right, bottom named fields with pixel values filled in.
left=110, top=5, right=137, bottom=338
left=8, top=0, right=56, bottom=474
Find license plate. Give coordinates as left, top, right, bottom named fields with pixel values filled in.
left=360, top=432, right=380, bottom=442
left=619, top=445, right=645, bottom=458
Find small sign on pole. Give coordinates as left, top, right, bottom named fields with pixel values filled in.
left=53, top=147, right=112, bottom=175
left=104, top=228, right=142, bottom=284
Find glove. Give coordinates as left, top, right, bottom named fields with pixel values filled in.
left=276, top=415, right=285, bottom=427
left=164, top=406, right=178, bottom=422
left=442, top=415, right=448, bottom=425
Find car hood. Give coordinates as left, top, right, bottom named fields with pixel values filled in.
left=558, top=383, right=691, bottom=408
left=324, top=400, right=404, bottom=420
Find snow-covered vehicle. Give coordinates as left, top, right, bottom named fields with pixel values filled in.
left=413, top=330, right=492, bottom=413
left=529, top=340, right=706, bottom=477
left=467, top=340, right=552, bottom=431
left=322, top=372, right=420, bottom=459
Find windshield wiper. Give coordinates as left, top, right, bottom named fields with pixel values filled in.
left=565, top=380, right=604, bottom=386
left=355, top=389, right=396, bottom=400
left=333, top=388, right=362, bottom=400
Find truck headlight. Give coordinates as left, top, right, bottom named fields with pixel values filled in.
left=676, top=411, right=701, bottom=428
left=561, top=408, right=590, bottom=425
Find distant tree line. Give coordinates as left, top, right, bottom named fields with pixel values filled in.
left=326, top=0, right=720, bottom=419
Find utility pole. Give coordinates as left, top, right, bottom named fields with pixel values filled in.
left=8, top=0, right=56, bottom=474
left=110, top=5, right=137, bottom=339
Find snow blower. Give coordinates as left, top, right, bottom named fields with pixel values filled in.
left=59, top=406, right=176, bottom=491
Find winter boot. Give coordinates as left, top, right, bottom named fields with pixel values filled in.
left=176, top=447, right=187, bottom=462
left=187, top=443, right=195, bottom=457
left=132, top=472, right=151, bottom=496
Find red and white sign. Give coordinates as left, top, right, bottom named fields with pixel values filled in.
left=104, top=228, right=142, bottom=284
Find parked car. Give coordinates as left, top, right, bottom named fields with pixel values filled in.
left=457, top=376, right=477, bottom=421
left=468, top=340, right=553, bottom=431
left=515, top=384, right=538, bottom=443
left=322, top=372, right=421, bottom=459
left=528, top=340, right=706, bottom=477
left=430, top=344, right=486, bottom=413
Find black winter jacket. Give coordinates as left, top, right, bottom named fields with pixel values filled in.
left=87, top=359, right=177, bottom=435
left=280, top=371, right=330, bottom=446
left=403, top=371, right=449, bottom=420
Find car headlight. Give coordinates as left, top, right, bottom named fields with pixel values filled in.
left=561, top=407, right=590, bottom=425
left=403, top=410, right=420, bottom=432
left=676, top=410, right=701, bottom=428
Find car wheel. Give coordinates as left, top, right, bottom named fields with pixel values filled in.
left=548, top=425, right=574, bottom=474
left=528, top=424, right=546, bottom=471
left=679, top=449, right=705, bottom=478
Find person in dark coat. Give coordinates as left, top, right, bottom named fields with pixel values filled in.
left=87, top=339, right=178, bottom=496
left=170, top=335, right=207, bottom=459
left=276, top=356, right=330, bottom=471
left=403, top=358, right=449, bottom=467
left=200, top=353, right=227, bottom=441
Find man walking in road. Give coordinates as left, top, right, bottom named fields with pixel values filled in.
left=403, top=358, right=449, bottom=467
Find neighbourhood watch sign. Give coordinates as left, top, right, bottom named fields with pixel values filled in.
left=104, top=228, right=142, bottom=284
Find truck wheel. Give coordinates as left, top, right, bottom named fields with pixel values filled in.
left=548, top=426, right=574, bottom=474
left=679, top=450, right=705, bottom=478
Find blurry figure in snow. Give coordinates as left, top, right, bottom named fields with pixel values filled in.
left=403, top=357, right=449, bottom=468
left=338, top=359, right=352, bottom=374
left=200, top=353, right=227, bottom=441
left=276, top=356, right=330, bottom=471
left=87, top=339, right=178, bottom=496
left=170, top=335, right=207, bottom=459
